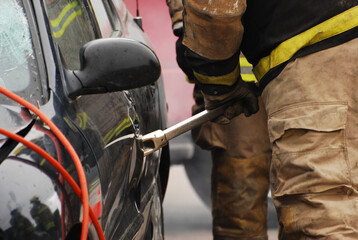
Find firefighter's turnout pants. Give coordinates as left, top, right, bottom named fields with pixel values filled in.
left=192, top=38, right=358, bottom=239
left=192, top=90, right=271, bottom=240
left=261, top=37, right=358, bottom=239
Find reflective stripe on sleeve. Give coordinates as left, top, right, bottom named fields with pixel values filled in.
left=50, top=1, right=83, bottom=38
left=240, top=57, right=257, bottom=82
left=239, top=56, right=252, bottom=67
left=193, top=64, right=240, bottom=86
left=241, top=73, right=257, bottom=82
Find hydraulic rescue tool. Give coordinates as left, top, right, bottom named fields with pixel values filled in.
left=139, top=103, right=229, bottom=156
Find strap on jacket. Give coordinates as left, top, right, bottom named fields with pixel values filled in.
left=253, top=5, right=358, bottom=82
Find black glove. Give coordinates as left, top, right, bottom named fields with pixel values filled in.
left=175, top=29, right=259, bottom=123
left=203, top=79, right=259, bottom=124
left=191, top=84, right=205, bottom=115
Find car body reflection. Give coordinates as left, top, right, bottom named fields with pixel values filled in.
left=0, top=0, right=169, bottom=239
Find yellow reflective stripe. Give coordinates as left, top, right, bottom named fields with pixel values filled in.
left=253, top=5, right=358, bottom=82
left=241, top=73, right=257, bottom=82
left=38, top=206, right=48, bottom=214
left=46, top=221, right=55, bottom=230
left=50, top=1, right=78, bottom=27
left=103, top=128, right=115, bottom=144
left=185, top=75, right=195, bottom=84
left=53, top=9, right=83, bottom=38
left=115, top=122, right=132, bottom=137
left=239, top=57, right=252, bottom=67
left=40, top=158, right=46, bottom=166
left=76, top=112, right=88, bottom=130
left=193, top=64, right=239, bottom=86
left=14, top=145, right=26, bottom=156
left=63, top=117, right=75, bottom=130
left=103, top=117, right=132, bottom=144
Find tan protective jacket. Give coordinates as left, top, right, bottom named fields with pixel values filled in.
left=182, top=0, right=245, bottom=61
left=181, top=0, right=358, bottom=90
left=165, top=0, right=184, bottom=29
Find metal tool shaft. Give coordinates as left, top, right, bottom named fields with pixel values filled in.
left=164, top=107, right=224, bottom=140
left=139, top=104, right=227, bottom=156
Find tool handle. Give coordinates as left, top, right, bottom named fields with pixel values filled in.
left=139, top=103, right=229, bottom=156
left=163, top=103, right=227, bottom=141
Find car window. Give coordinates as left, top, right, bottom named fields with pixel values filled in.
left=43, top=0, right=96, bottom=70
left=110, top=0, right=126, bottom=30
left=111, top=0, right=122, bottom=11
left=0, top=0, right=43, bottom=105
left=90, top=0, right=113, bottom=37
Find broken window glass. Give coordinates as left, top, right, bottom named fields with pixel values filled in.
left=0, top=0, right=44, bottom=106
left=0, top=0, right=33, bottom=92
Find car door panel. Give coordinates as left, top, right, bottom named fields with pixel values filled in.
left=0, top=0, right=167, bottom=239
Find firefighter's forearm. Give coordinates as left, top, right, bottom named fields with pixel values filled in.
left=166, top=0, right=183, bottom=28
left=182, top=0, right=246, bottom=60
left=182, top=46, right=241, bottom=95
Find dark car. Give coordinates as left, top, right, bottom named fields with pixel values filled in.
left=0, top=0, right=169, bottom=239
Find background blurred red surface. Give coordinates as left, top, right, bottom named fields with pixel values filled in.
left=123, top=0, right=194, bottom=126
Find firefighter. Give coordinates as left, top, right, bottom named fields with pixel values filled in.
left=175, top=0, right=358, bottom=239
left=9, top=209, right=35, bottom=240
left=166, top=1, right=272, bottom=239
left=30, top=196, right=58, bottom=240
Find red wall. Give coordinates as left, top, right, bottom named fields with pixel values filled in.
left=123, top=0, right=194, bottom=126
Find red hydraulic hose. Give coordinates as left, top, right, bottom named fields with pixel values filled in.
left=21, top=109, right=67, bottom=239
left=0, top=87, right=104, bottom=240
left=0, top=128, right=105, bottom=239
left=20, top=109, right=68, bottom=239
left=34, top=123, right=66, bottom=239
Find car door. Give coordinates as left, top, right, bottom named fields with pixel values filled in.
left=88, top=1, right=168, bottom=238
left=43, top=0, right=166, bottom=238
left=42, top=0, right=141, bottom=237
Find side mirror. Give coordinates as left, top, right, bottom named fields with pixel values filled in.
left=65, top=38, right=161, bottom=98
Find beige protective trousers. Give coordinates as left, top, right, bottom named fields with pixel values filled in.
left=192, top=89, right=271, bottom=239
left=262, top=37, right=358, bottom=239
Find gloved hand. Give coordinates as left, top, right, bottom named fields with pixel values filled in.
left=175, top=26, right=259, bottom=123
left=192, top=84, right=205, bottom=115
left=203, top=79, right=259, bottom=124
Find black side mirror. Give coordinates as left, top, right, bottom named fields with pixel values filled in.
left=65, top=38, right=161, bottom=98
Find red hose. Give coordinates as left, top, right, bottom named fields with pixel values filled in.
left=20, top=109, right=68, bottom=237
left=0, top=128, right=105, bottom=240
left=34, top=123, right=66, bottom=239
left=0, top=87, right=105, bottom=240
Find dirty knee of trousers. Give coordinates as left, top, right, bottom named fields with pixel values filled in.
left=211, top=150, right=270, bottom=239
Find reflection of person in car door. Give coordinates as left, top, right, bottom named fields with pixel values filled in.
left=30, top=196, right=59, bottom=240
left=9, top=208, right=35, bottom=240
left=44, top=0, right=95, bottom=69
left=165, top=1, right=271, bottom=239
